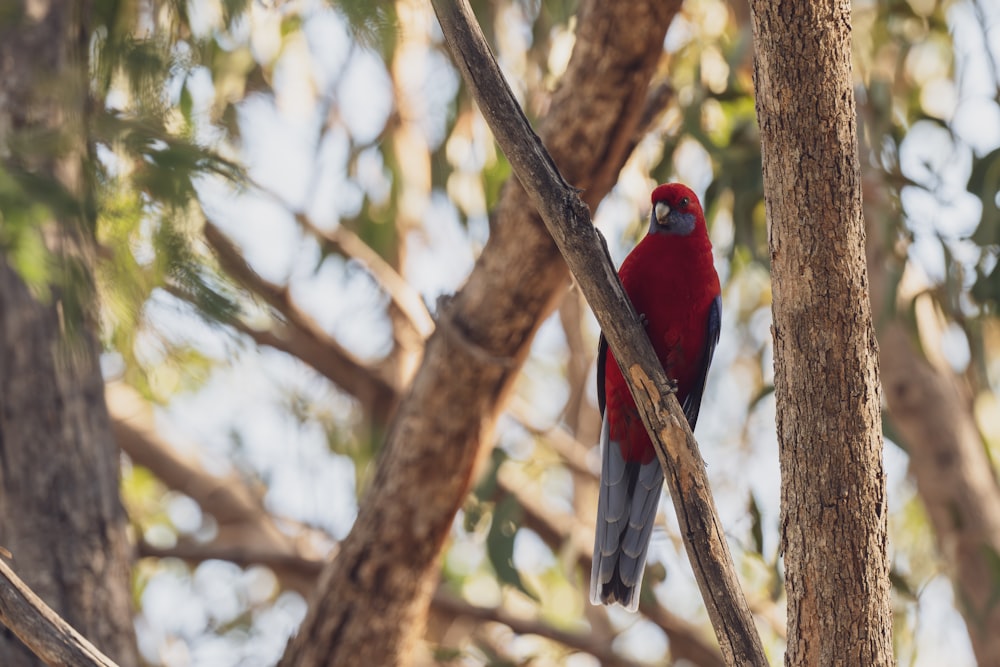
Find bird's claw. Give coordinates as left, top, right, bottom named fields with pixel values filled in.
left=666, top=378, right=678, bottom=393
left=638, top=313, right=649, bottom=328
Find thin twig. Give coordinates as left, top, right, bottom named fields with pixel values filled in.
left=429, top=2, right=766, bottom=664
left=431, top=591, right=644, bottom=667
left=200, top=220, right=400, bottom=421
left=296, top=213, right=434, bottom=338
left=246, top=177, right=435, bottom=340
left=107, top=382, right=331, bottom=597
left=508, top=397, right=596, bottom=479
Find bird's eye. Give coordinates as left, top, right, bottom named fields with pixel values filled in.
left=680, top=196, right=690, bottom=207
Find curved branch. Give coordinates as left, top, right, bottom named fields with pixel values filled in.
left=107, top=382, right=330, bottom=596
left=137, top=539, right=642, bottom=666
left=246, top=177, right=434, bottom=342
left=297, top=215, right=433, bottom=339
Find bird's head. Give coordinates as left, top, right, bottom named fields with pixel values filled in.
left=648, top=183, right=705, bottom=237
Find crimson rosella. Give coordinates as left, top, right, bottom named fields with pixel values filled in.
left=590, top=183, right=721, bottom=611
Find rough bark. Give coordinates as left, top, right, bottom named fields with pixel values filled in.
left=279, top=1, right=681, bottom=665
left=0, top=3, right=139, bottom=665
left=864, top=175, right=1000, bottom=664
left=748, top=1, right=894, bottom=664
left=0, top=560, right=119, bottom=667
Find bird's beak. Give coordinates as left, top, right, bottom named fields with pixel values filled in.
left=654, top=201, right=671, bottom=225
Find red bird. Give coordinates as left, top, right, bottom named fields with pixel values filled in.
left=590, top=183, right=721, bottom=611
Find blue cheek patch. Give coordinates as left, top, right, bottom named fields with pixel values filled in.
left=649, top=210, right=697, bottom=236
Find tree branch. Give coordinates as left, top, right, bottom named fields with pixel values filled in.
left=296, top=214, right=433, bottom=339
left=508, top=397, right=597, bottom=480
left=246, top=177, right=434, bottom=342
left=136, top=539, right=644, bottom=667
left=136, top=540, right=325, bottom=597
left=106, top=382, right=329, bottom=596
left=430, top=1, right=765, bottom=664
left=200, top=220, right=400, bottom=422
left=0, top=558, right=119, bottom=667
left=430, top=591, right=643, bottom=667
left=556, top=290, right=598, bottom=437
left=115, top=359, right=720, bottom=662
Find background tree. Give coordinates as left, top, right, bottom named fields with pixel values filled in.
left=0, top=3, right=139, bottom=664
left=0, top=0, right=998, bottom=665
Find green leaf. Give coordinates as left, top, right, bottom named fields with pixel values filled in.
left=179, top=82, right=194, bottom=130
left=971, top=258, right=1000, bottom=310
left=472, top=447, right=507, bottom=502
left=335, top=0, right=398, bottom=56
left=889, top=567, right=918, bottom=601
left=748, top=492, right=765, bottom=556
left=748, top=384, right=775, bottom=411
left=486, top=495, right=538, bottom=601
left=969, top=147, right=1000, bottom=247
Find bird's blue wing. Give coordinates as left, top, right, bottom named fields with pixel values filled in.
left=680, top=294, right=721, bottom=430
left=596, top=334, right=608, bottom=417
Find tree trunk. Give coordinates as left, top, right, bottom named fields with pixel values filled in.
left=279, top=1, right=681, bottom=664
left=748, top=1, right=894, bottom=664
left=0, top=3, right=139, bottom=665
left=864, top=172, right=1000, bottom=665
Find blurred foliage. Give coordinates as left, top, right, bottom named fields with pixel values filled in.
left=3, top=0, right=1000, bottom=663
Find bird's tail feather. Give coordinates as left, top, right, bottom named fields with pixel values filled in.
left=590, top=414, right=664, bottom=612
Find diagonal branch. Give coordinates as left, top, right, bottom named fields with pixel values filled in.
left=246, top=177, right=434, bottom=343
left=200, top=220, right=400, bottom=422
left=295, top=213, right=434, bottom=339
left=0, top=559, right=119, bottom=667
left=430, top=1, right=765, bottom=664
left=107, top=382, right=276, bottom=532
left=136, top=537, right=643, bottom=667
left=136, top=540, right=325, bottom=597
left=280, top=1, right=688, bottom=663
left=106, top=381, right=329, bottom=595
left=508, top=397, right=596, bottom=480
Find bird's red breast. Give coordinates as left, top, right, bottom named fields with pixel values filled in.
left=603, top=209, right=720, bottom=463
